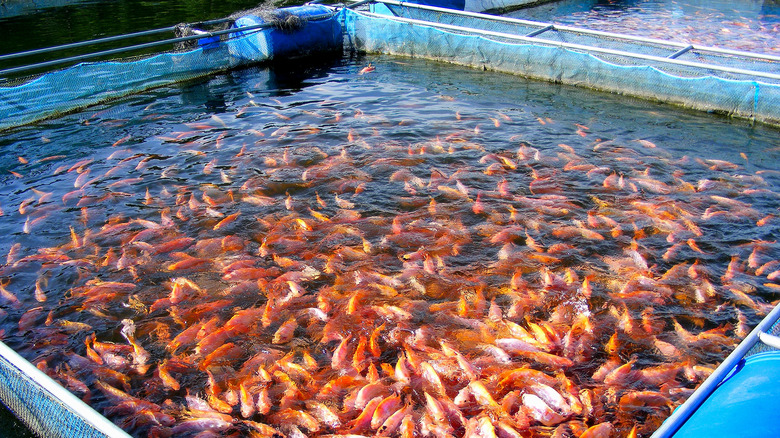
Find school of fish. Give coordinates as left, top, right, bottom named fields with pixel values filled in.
left=1, top=68, right=780, bottom=438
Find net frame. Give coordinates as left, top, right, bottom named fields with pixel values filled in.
left=0, top=341, right=131, bottom=438
left=0, top=5, right=341, bottom=131
left=343, top=1, right=780, bottom=125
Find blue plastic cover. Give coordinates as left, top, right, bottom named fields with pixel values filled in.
left=230, top=15, right=272, bottom=60
left=230, top=5, right=342, bottom=61
left=675, top=351, right=780, bottom=437
left=197, top=35, right=221, bottom=50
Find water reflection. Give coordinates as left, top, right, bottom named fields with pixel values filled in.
left=0, top=0, right=275, bottom=72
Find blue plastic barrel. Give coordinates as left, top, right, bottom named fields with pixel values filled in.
left=228, top=5, right=342, bottom=62
left=674, top=351, right=780, bottom=437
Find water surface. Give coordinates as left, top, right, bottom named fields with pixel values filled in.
left=1, top=54, right=779, bottom=436
left=0, top=0, right=278, bottom=76
left=508, top=0, right=780, bottom=54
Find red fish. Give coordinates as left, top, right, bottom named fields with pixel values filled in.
left=359, top=64, right=376, bottom=75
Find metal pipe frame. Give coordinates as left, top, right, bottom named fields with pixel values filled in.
left=0, top=341, right=132, bottom=438
left=668, top=45, right=694, bottom=60
left=0, top=11, right=336, bottom=77
left=355, top=9, right=780, bottom=81
left=376, top=0, right=780, bottom=63
left=0, top=27, right=180, bottom=62
left=524, top=24, right=553, bottom=38
left=346, top=0, right=376, bottom=9
left=0, top=17, right=234, bottom=62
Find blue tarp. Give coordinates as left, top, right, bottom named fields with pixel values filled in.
left=675, top=351, right=780, bottom=437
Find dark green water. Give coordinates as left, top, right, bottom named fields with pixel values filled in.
left=0, top=0, right=278, bottom=52
left=0, top=408, right=35, bottom=438
left=0, top=0, right=286, bottom=76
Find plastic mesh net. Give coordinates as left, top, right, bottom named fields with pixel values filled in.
left=0, top=342, right=129, bottom=438
left=745, top=315, right=780, bottom=357
left=343, top=3, right=780, bottom=125
left=3, top=3, right=777, bottom=130
left=0, top=49, right=237, bottom=130
left=0, top=4, right=342, bottom=131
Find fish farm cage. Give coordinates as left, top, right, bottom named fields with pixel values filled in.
left=1, top=0, right=779, bottom=131
left=2, top=301, right=779, bottom=438
left=343, top=1, right=780, bottom=126
left=1, top=1, right=780, bottom=437
left=0, top=341, right=131, bottom=438
left=651, top=303, right=780, bottom=437
left=0, top=3, right=343, bottom=131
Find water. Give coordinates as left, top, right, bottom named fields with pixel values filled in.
left=0, top=0, right=270, bottom=52
left=1, top=0, right=780, bottom=435
left=0, top=52, right=779, bottom=436
left=1, top=1, right=266, bottom=432
left=508, top=0, right=780, bottom=54
left=0, top=0, right=276, bottom=75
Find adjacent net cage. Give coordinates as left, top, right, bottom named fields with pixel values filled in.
left=0, top=341, right=132, bottom=438
left=342, top=0, right=780, bottom=126
left=0, top=4, right=343, bottom=131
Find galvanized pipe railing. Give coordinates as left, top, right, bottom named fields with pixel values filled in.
left=377, top=0, right=780, bottom=63
left=354, top=8, right=780, bottom=81
left=0, top=12, right=336, bottom=77
left=0, top=17, right=234, bottom=63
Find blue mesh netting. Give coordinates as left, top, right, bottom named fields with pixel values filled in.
left=342, top=5, right=780, bottom=125
left=0, top=5, right=342, bottom=131
left=0, top=49, right=237, bottom=131
left=2, top=4, right=777, bottom=130
left=746, top=314, right=780, bottom=357
left=0, top=343, right=130, bottom=438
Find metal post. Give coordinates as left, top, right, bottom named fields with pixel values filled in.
left=668, top=45, right=694, bottom=59
left=346, top=0, right=375, bottom=9
left=525, top=24, right=554, bottom=38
